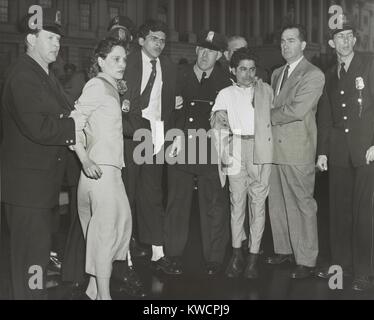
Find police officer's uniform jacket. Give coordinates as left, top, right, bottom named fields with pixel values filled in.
left=1, top=54, right=76, bottom=209
left=318, top=53, right=374, bottom=167
left=174, top=64, right=232, bottom=174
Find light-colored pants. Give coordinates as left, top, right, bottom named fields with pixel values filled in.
left=78, top=165, right=132, bottom=278
left=228, top=139, right=271, bottom=253
left=268, top=164, right=318, bottom=267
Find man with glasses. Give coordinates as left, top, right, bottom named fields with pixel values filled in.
left=316, top=17, right=374, bottom=291
left=121, top=20, right=179, bottom=275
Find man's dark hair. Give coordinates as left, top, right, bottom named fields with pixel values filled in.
left=230, top=47, right=258, bottom=69
left=281, top=24, right=307, bottom=42
left=138, top=19, right=168, bottom=40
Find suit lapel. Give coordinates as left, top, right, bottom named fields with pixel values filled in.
left=160, top=56, right=169, bottom=117
left=275, top=58, right=307, bottom=105
left=25, top=55, right=72, bottom=112
left=132, top=50, right=143, bottom=96
left=272, top=68, right=281, bottom=93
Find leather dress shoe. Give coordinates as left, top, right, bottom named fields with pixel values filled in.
left=265, top=254, right=294, bottom=265
left=244, top=253, right=259, bottom=279
left=111, top=278, right=147, bottom=298
left=316, top=266, right=352, bottom=279
left=121, top=265, right=143, bottom=287
left=63, top=282, right=87, bottom=300
left=352, top=276, right=374, bottom=291
left=151, top=257, right=182, bottom=275
left=130, top=237, right=150, bottom=258
left=48, top=252, right=62, bottom=275
left=225, top=249, right=244, bottom=278
left=290, top=265, right=315, bottom=279
left=206, top=262, right=222, bottom=276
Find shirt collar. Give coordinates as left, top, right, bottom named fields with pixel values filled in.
left=141, top=49, right=159, bottom=65
left=286, top=55, right=304, bottom=75
left=97, top=72, right=118, bottom=90
left=338, top=52, right=354, bottom=70
left=193, top=64, right=214, bottom=81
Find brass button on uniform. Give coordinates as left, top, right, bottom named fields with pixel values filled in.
left=340, top=91, right=345, bottom=95
left=345, top=129, right=349, bottom=133
left=190, top=102, right=195, bottom=106
left=189, top=118, right=194, bottom=122
left=342, top=103, right=346, bottom=108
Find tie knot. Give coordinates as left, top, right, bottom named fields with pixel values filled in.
left=201, top=72, right=207, bottom=82
left=341, top=62, right=345, bottom=68
left=150, top=59, right=157, bottom=69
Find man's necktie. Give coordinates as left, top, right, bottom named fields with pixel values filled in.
left=339, top=62, right=346, bottom=80
left=140, top=59, right=157, bottom=109
left=279, top=64, right=290, bottom=93
left=201, top=71, right=207, bottom=85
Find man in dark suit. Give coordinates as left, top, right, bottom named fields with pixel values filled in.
left=122, top=20, right=179, bottom=275
left=316, top=18, right=374, bottom=291
left=165, top=31, right=231, bottom=275
left=0, top=8, right=86, bottom=299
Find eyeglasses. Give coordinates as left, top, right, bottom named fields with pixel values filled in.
left=146, top=35, right=166, bottom=45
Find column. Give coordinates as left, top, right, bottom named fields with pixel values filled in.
left=126, top=0, right=138, bottom=24
left=235, top=0, right=241, bottom=35
left=187, top=0, right=196, bottom=43
left=268, top=0, right=274, bottom=34
left=67, top=0, right=79, bottom=34
left=253, top=0, right=261, bottom=44
left=318, top=0, right=325, bottom=46
left=219, top=0, right=226, bottom=35
left=136, top=0, right=145, bottom=26
left=306, top=0, right=313, bottom=42
left=150, top=0, right=159, bottom=19
left=167, top=0, right=179, bottom=41
left=203, top=0, right=210, bottom=30
left=97, top=0, right=108, bottom=37
left=295, top=0, right=300, bottom=24
left=246, top=1, right=251, bottom=40
left=282, top=0, right=288, bottom=19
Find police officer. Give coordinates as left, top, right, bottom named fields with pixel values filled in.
left=165, top=31, right=231, bottom=275
left=107, top=15, right=136, bottom=51
left=1, top=8, right=86, bottom=299
left=316, top=16, right=374, bottom=291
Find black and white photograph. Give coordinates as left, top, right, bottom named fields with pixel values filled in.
left=1, top=0, right=374, bottom=305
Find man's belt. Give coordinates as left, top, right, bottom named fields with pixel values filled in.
left=231, top=134, right=255, bottom=140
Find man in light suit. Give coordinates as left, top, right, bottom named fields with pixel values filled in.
left=266, top=24, right=325, bottom=279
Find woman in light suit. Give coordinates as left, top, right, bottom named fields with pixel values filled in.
left=72, top=38, right=131, bottom=300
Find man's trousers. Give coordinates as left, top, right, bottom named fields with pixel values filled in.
left=5, top=204, right=52, bottom=300
left=268, top=164, right=319, bottom=267
left=165, top=166, right=230, bottom=263
left=228, top=139, right=271, bottom=253
left=329, top=163, right=374, bottom=277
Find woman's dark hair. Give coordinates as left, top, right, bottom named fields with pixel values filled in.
left=230, top=47, right=258, bottom=69
left=88, top=37, right=128, bottom=79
